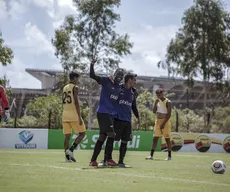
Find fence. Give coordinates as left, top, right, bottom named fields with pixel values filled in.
left=1, top=85, right=230, bottom=134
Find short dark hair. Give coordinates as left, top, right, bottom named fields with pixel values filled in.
left=69, top=71, right=80, bottom=80
left=155, top=88, right=163, bottom=94
left=124, top=73, right=137, bottom=83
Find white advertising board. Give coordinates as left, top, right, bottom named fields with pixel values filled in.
left=0, top=128, right=48, bottom=149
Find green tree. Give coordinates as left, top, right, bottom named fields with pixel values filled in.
left=52, top=0, right=133, bottom=72
left=26, top=94, right=89, bottom=129
left=165, top=0, right=230, bottom=132
left=133, top=88, right=155, bottom=131
left=211, top=107, right=230, bottom=133
left=52, top=0, right=133, bottom=129
left=0, top=31, right=14, bottom=66
left=26, top=94, right=62, bottom=129
left=54, top=72, right=69, bottom=96
left=178, top=109, right=204, bottom=133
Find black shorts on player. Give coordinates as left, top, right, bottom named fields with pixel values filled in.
left=114, top=119, right=132, bottom=142
left=97, top=113, right=115, bottom=134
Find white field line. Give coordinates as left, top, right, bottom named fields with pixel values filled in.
left=0, top=162, right=229, bottom=187
left=0, top=150, right=212, bottom=158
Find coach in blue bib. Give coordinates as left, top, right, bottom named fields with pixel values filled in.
left=89, top=60, right=125, bottom=167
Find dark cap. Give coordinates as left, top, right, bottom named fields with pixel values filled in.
left=124, top=73, right=137, bottom=83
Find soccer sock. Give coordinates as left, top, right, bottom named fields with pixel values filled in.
left=91, top=140, right=104, bottom=161
left=69, top=142, right=78, bottom=152
left=150, top=149, right=155, bottom=157
left=168, top=151, right=171, bottom=157
left=65, top=154, right=70, bottom=160
left=105, top=137, right=114, bottom=161
left=119, top=142, right=127, bottom=164
left=65, top=150, right=70, bottom=160
left=103, top=149, right=107, bottom=163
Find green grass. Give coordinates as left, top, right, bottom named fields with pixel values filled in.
left=0, top=149, right=229, bottom=192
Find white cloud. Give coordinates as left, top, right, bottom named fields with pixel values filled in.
left=0, top=0, right=8, bottom=20
left=0, top=0, right=27, bottom=20
left=52, top=0, right=76, bottom=28
left=8, top=0, right=27, bottom=20
left=31, top=0, right=76, bottom=28
left=24, top=23, right=54, bottom=54
left=0, top=58, right=40, bottom=89
left=150, top=8, right=180, bottom=16
left=1, top=0, right=75, bottom=27
left=8, top=23, right=54, bottom=56
left=120, top=25, right=178, bottom=76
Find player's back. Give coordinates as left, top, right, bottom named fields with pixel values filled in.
left=62, top=83, right=78, bottom=122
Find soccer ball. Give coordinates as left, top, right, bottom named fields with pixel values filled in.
left=211, top=160, right=226, bottom=174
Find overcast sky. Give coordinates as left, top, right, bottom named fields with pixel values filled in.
left=1, top=0, right=230, bottom=88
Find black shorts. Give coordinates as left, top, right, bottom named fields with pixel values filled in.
left=97, top=112, right=114, bottom=134
left=114, top=119, right=132, bottom=142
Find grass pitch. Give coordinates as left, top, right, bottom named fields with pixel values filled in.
left=0, top=149, right=229, bottom=192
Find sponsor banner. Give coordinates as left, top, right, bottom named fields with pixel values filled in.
left=48, top=130, right=162, bottom=151
left=161, top=132, right=230, bottom=153
left=0, top=128, right=48, bottom=149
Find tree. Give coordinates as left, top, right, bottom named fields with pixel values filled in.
left=133, top=88, right=155, bottom=131
left=179, top=108, right=204, bottom=133
left=52, top=0, right=133, bottom=72
left=165, top=0, right=230, bottom=132
left=26, top=94, right=62, bottom=129
left=211, top=107, right=230, bottom=133
left=52, top=0, right=133, bottom=129
left=26, top=94, right=89, bottom=129
left=0, top=31, right=14, bottom=66
left=157, top=60, right=175, bottom=79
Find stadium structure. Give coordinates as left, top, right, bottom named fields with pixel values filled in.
left=10, top=68, right=222, bottom=117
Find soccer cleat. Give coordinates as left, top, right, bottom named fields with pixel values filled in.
left=66, top=158, right=72, bottom=163
left=145, top=155, right=153, bottom=160
left=107, top=159, right=118, bottom=166
left=118, top=163, right=130, bottom=168
left=65, top=149, right=76, bottom=162
left=165, top=156, right=172, bottom=161
left=89, top=161, right=98, bottom=167
left=98, top=161, right=107, bottom=168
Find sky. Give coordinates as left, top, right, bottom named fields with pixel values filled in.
left=0, top=0, right=230, bottom=89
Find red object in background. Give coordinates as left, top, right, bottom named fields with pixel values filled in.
left=0, top=104, right=2, bottom=117
left=0, top=85, right=9, bottom=110
left=196, top=141, right=203, bottom=149
left=224, top=142, right=230, bottom=150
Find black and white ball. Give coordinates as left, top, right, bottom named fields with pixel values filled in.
left=211, top=160, right=226, bottom=174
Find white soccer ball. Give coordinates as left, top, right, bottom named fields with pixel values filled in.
left=211, top=160, right=226, bottom=174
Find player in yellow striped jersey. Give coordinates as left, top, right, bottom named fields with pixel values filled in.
left=62, top=71, right=86, bottom=162
left=146, top=88, right=172, bottom=161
